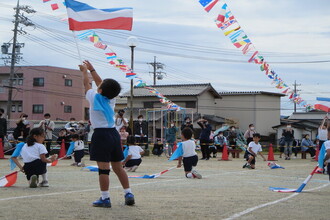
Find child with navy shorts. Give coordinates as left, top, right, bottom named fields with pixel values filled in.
left=70, top=134, right=85, bottom=167
left=122, top=136, right=144, bottom=172
left=11, top=128, right=57, bottom=188
left=243, top=133, right=267, bottom=169
left=80, top=60, right=134, bottom=208
left=177, top=128, right=202, bottom=179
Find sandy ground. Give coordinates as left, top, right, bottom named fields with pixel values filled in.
left=0, top=153, right=329, bottom=220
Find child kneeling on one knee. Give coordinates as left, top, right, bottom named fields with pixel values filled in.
left=122, top=135, right=144, bottom=172
left=177, top=128, right=202, bottom=179
left=70, top=134, right=85, bottom=167
left=11, top=127, right=57, bottom=188
left=243, top=133, right=267, bottom=169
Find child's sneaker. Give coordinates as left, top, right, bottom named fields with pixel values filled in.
left=77, top=162, right=85, bottom=167
left=242, top=163, right=247, bottom=168
left=245, top=164, right=251, bottom=169
left=70, top=162, right=77, bottom=166
left=131, top=165, right=139, bottom=172
left=192, top=170, right=202, bottom=179
left=92, top=197, right=111, bottom=208
left=39, top=180, right=49, bottom=187
left=125, top=193, right=135, bottom=206
left=29, top=175, right=38, bottom=188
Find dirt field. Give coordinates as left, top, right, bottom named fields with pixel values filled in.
left=1, top=153, right=329, bottom=220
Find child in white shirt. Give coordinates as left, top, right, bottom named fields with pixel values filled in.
left=11, top=128, right=57, bottom=188
left=243, top=133, right=266, bottom=169
left=177, top=128, right=202, bottom=179
left=71, top=134, right=85, bottom=167
left=122, top=136, right=144, bottom=172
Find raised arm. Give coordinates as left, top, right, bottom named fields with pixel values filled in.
left=79, top=63, right=92, bottom=93
left=83, top=60, right=102, bottom=87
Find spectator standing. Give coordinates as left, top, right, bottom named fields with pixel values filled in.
left=77, top=121, right=86, bottom=140
left=64, top=117, right=78, bottom=131
left=165, top=121, right=178, bottom=156
left=197, top=118, right=212, bottom=160
left=38, top=113, right=55, bottom=156
left=244, top=124, right=256, bottom=145
left=282, top=124, right=294, bottom=160
left=301, top=134, right=316, bottom=158
left=181, top=117, right=194, bottom=131
left=214, top=132, right=227, bottom=156
left=115, top=109, right=128, bottom=133
left=227, top=126, right=237, bottom=149
left=133, top=115, right=148, bottom=145
left=0, top=108, right=7, bottom=142
left=318, top=116, right=328, bottom=150
left=13, top=113, right=30, bottom=142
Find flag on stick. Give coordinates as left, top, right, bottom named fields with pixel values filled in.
left=0, top=171, right=18, bottom=187
left=65, top=0, right=133, bottom=31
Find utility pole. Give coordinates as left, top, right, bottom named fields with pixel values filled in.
left=2, top=0, right=35, bottom=119
left=148, top=56, right=166, bottom=85
left=293, top=80, right=301, bottom=113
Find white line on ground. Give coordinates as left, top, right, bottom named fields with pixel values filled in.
left=0, top=170, right=250, bottom=202
left=224, top=183, right=330, bottom=220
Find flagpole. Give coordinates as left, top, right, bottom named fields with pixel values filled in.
left=72, top=31, right=83, bottom=63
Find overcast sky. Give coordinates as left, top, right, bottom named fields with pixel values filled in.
left=0, top=0, right=329, bottom=116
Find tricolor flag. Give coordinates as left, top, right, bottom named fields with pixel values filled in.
left=65, top=0, right=133, bottom=31
left=314, top=97, right=330, bottom=112
left=126, top=72, right=136, bottom=79
left=0, top=171, right=18, bottom=187
left=47, top=160, right=58, bottom=167
left=106, top=52, right=117, bottom=59
left=94, top=42, right=107, bottom=50
left=199, top=0, right=219, bottom=13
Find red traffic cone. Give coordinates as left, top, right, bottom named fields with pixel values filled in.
left=314, top=147, right=319, bottom=162
left=219, top=143, right=231, bottom=161
left=267, top=144, right=277, bottom=161
left=0, top=138, right=6, bottom=159
left=58, top=139, right=66, bottom=158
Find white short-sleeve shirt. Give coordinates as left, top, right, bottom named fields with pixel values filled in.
left=128, top=145, right=144, bottom=160
left=318, top=128, right=328, bottom=141
left=86, top=89, right=116, bottom=129
left=182, top=139, right=197, bottom=158
left=247, top=141, right=262, bottom=155
left=20, top=143, right=48, bottom=163
left=74, top=140, right=85, bottom=151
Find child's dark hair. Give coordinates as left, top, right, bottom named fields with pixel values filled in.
left=126, top=135, right=136, bottom=145
left=71, top=134, right=79, bottom=140
left=181, top=128, right=193, bottom=140
left=27, top=128, right=45, bottom=146
left=253, top=133, right=261, bottom=138
left=99, top=78, right=121, bottom=99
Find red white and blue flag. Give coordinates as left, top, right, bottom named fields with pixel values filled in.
left=0, top=171, right=18, bottom=187
left=199, top=0, right=219, bottom=13
left=314, top=97, right=330, bottom=112
left=65, top=0, right=133, bottom=31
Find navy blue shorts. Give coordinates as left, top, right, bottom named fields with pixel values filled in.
left=245, top=151, right=256, bottom=165
left=125, top=158, right=142, bottom=168
left=183, top=155, right=198, bottom=172
left=23, top=159, right=47, bottom=180
left=90, top=128, right=123, bottom=162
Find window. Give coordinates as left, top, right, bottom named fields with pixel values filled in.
left=33, top=78, right=44, bottom=87
left=143, top=102, right=154, bottom=108
left=18, top=105, right=22, bottom=112
left=64, top=105, right=72, bottom=113
left=11, top=105, right=16, bottom=112
left=65, top=79, right=72, bottom=87
left=33, top=104, right=44, bottom=114
left=185, top=101, right=196, bottom=108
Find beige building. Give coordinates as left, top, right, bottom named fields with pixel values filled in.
left=0, top=66, right=89, bottom=125
left=217, top=91, right=285, bottom=136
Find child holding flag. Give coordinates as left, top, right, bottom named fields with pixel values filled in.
left=11, top=128, right=57, bottom=188
left=80, top=60, right=134, bottom=208
left=70, top=134, right=85, bottom=167
left=122, top=135, right=144, bottom=172
left=243, top=133, right=266, bottom=169
left=177, top=128, right=202, bottom=179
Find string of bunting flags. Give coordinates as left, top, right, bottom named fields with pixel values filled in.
left=198, top=0, right=313, bottom=111
left=76, top=30, right=182, bottom=111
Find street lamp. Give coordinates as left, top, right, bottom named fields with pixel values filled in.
left=126, top=36, right=139, bottom=133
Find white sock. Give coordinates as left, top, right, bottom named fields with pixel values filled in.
left=186, top=173, right=193, bottom=178
left=42, top=173, right=48, bottom=181
left=124, top=188, right=132, bottom=195
left=101, top=191, right=110, bottom=200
